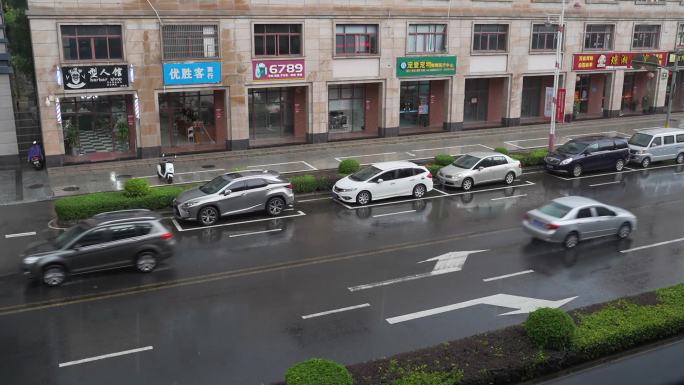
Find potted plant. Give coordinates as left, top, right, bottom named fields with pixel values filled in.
left=64, top=121, right=80, bottom=156
left=115, top=119, right=130, bottom=152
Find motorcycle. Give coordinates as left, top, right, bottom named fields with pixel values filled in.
left=156, top=154, right=175, bottom=184
left=27, top=141, right=44, bottom=170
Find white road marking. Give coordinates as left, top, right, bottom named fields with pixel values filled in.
left=246, top=161, right=318, bottom=172
left=300, top=161, right=318, bottom=171
left=334, top=152, right=396, bottom=162
left=141, top=169, right=224, bottom=179
left=504, top=141, right=526, bottom=149
left=406, top=152, right=416, bottom=157
left=482, top=269, right=535, bottom=282
left=372, top=209, right=417, bottom=218
left=620, top=237, right=684, bottom=254
left=47, top=219, right=68, bottom=231
left=174, top=211, right=306, bottom=232
left=549, top=163, right=683, bottom=181
left=433, top=187, right=449, bottom=196
left=297, top=196, right=332, bottom=202
left=675, top=171, right=684, bottom=175
left=59, top=346, right=153, bottom=368
left=589, top=181, right=621, bottom=187
left=490, top=194, right=527, bottom=201
left=229, top=228, right=282, bottom=238
left=411, top=144, right=492, bottom=152
left=171, top=219, right=183, bottom=232
left=301, top=303, right=370, bottom=319
left=4, top=232, right=36, bottom=239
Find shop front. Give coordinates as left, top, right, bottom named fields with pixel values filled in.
left=328, top=83, right=381, bottom=141
left=520, top=75, right=558, bottom=124
left=463, top=77, right=507, bottom=128
left=621, top=71, right=656, bottom=115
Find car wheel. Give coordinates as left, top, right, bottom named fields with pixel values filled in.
left=266, top=197, right=285, bottom=217
left=617, top=223, right=632, bottom=239
left=572, top=164, right=583, bottom=177
left=356, top=190, right=371, bottom=205
left=676, top=153, right=684, bottom=164
left=461, top=178, right=474, bottom=191
left=198, top=206, right=219, bottom=226
left=504, top=172, right=515, bottom=185
left=136, top=252, right=158, bottom=273
left=564, top=232, right=579, bottom=249
left=42, top=265, right=66, bottom=287
left=641, top=157, right=651, bottom=168
left=615, top=159, right=625, bottom=172
left=412, top=184, right=427, bottom=198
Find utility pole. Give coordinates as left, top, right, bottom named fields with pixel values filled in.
left=548, top=0, right=565, bottom=151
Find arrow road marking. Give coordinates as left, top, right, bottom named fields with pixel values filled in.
left=348, top=250, right=487, bottom=292
left=386, top=294, right=578, bottom=324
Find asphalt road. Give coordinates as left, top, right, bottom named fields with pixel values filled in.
left=1, top=162, right=684, bottom=384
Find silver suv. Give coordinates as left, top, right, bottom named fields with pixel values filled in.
left=174, top=170, right=295, bottom=226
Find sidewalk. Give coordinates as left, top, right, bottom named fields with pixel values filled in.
left=4, top=112, right=683, bottom=205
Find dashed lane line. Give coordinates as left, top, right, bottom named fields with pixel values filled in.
left=620, top=237, right=684, bottom=254
left=490, top=194, right=527, bottom=201
left=229, top=228, right=282, bottom=238
left=589, top=181, right=621, bottom=187
left=372, top=210, right=417, bottom=218
left=172, top=211, right=306, bottom=232
left=4, top=232, right=36, bottom=239
left=334, top=152, right=396, bottom=162
left=59, top=346, right=153, bottom=368
left=482, top=269, right=535, bottom=282
left=301, top=303, right=370, bottom=320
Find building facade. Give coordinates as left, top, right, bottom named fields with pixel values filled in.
left=25, top=0, right=684, bottom=166
left=0, top=0, right=19, bottom=165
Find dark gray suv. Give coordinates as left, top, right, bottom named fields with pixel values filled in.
left=22, top=210, right=175, bottom=287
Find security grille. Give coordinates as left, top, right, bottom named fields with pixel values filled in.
left=162, top=25, right=218, bottom=60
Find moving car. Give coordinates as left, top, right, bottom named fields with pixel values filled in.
left=544, top=135, right=630, bottom=177
left=437, top=151, right=522, bottom=191
left=21, top=210, right=175, bottom=287
left=628, top=127, right=684, bottom=168
left=522, top=196, right=637, bottom=249
left=174, top=170, right=294, bottom=226
left=332, top=161, right=433, bottom=205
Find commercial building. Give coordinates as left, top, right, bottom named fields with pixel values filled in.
left=25, top=0, right=684, bottom=166
left=0, top=0, right=19, bottom=165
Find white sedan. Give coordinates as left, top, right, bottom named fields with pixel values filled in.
left=333, top=161, right=434, bottom=205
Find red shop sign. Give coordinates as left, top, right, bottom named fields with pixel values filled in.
left=555, top=89, right=566, bottom=123
left=573, top=52, right=667, bottom=71
left=127, top=114, right=135, bottom=127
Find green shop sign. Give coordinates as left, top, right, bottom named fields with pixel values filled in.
left=396, top=56, right=457, bottom=77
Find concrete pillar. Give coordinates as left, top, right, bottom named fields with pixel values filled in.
left=506, top=74, right=524, bottom=126
left=382, top=77, right=400, bottom=137
left=607, top=70, right=624, bottom=118
left=447, top=74, right=465, bottom=131
left=655, top=68, right=669, bottom=113
left=308, top=80, right=328, bottom=143
left=564, top=71, right=577, bottom=122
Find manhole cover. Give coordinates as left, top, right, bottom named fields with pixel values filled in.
left=62, top=186, right=80, bottom=192
left=116, top=174, right=132, bottom=180
left=28, top=184, right=44, bottom=189
left=201, top=164, right=215, bottom=169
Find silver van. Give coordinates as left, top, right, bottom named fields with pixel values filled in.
left=628, top=128, right=684, bottom=167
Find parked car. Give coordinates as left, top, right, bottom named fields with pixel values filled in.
left=522, top=196, right=637, bottom=249
left=437, top=151, right=522, bottom=191
left=174, top=170, right=294, bottom=226
left=21, top=210, right=175, bottom=287
left=332, top=161, right=433, bottom=205
left=628, top=127, right=684, bottom=168
left=544, top=135, right=630, bottom=177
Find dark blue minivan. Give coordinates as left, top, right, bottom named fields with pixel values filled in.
left=544, top=135, right=630, bottom=177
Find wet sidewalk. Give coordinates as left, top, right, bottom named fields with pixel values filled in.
left=7, top=112, right=684, bottom=204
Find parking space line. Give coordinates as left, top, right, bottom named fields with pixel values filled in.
left=173, top=211, right=306, bottom=232
left=301, top=303, right=370, bottom=320
left=229, top=229, right=282, bottom=238
left=504, top=141, right=525, bottom=149
left=411, top=144, right=491, bottom=152
left=433, top=187, right=449, bottom=195
left=300, top=161, right=318, bottom=171
left=549, top=163, right=683, bottom=181
left=59, top=346, right=153, bottom=368
left=490, top=194, right=527, bottom=201
left=4, top=231, right=37, bottom=239
left=621, top=237, right=684, bottom=254
left=334, top=152, right=396, bottom=162
left=589, top=181, right=621, bottom=187
left=406, top=152, right=416, bottom=157
left=483, top=269, right=534, bottom=282
left=298, top=196, right=332, bottom=203
left=141, top=169, right=224, bottom=179
left=171, top=219, right=183, bottom=232
left=372, top=210, right=417, bottom=218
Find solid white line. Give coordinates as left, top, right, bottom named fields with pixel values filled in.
left=589, top=181, right=621, bottom=187
left=4, top=232, right=36, bottom=239
left=247, top=161, right=307, bottom=167
left=504, top=141, right=525, bottom=149
left=372, top=209, right=417, bottom=218
left=300, top=161, right=318, bottom=171
left=59, top=346, right=153, bottom=368
left=505, top=137, right=547, bottom=143
left=490, top=194, right=527, bottom=201
left=406, top=152, right=416, bottom=157
left=551, top=163, right=683, bottom=181
left=479, top=144, right=495, bottom=150
left=620, top=237, right=684, bottom=254
left=229, top=228, right=282, bottom=238
left=141, top=169, right=224, bottom=178
left=483, top=269, right=535, bottom=282
left=174, top=211, right=306, bottom=232
left=334, top=152, right=396, bottom=162
left=298, top=196, right=332, bottom=202
left=301, top=303, right=370, bottom=319
left=47, top=219, right=68, bottom=231
left=433, top=187, right=450, bottom=196
left=171, top=219, right=183, bottom=232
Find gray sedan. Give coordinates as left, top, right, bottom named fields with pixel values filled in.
left=437, top=152, right=522, bottom=191
left=522, top=196, right=637, bottom=249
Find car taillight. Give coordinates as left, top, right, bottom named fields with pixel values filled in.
left=426, top=172, right=433, bottom=179
left=545, top=223, right=560, bottom=230
left=523, top=213, right=529, bottom=221
left=160, top=232, right=174, bottom=240
left=285, top=183, right=293, bottom=189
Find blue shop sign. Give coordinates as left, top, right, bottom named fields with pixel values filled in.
left=163, top=62, right=222, bottom=85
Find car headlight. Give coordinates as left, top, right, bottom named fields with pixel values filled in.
left=23, top=256, right=41, bottom=264
left=337, top=187, right=357, bottom=192
left=181, top=200, right=200, bottom=208
left=560, top=158, right=573, bottom=166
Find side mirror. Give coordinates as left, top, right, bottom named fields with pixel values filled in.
left=377, top=179, right=384, bottom=183
left=223, top=189, right=232, bottom=196
left=477, top=167, right=484, bottom=171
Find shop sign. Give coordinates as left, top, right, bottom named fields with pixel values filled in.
left=572, top=52, right=666, bottom=71
left=396, top=56, right=457, bottom=77
left=163, top=62, right=221, bottom=85
left=252, top=59, right=305, bottom=81
left=667, top=52, right=684, bottom=67
left=555, top=89, right=566, bottom=123
left=544, top=87, right=554, bottom=118
left=62, top=64, right=129, bottom=90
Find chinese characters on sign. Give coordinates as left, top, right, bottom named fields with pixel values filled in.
left=396, top=56, right=457, bottom=77
left=163, top=62, right=222, bottom=85
left=252, top=59, right=306, bottom=81
left=572, top=52, right=666, bottom=71
left=62, top=65, right=129, bottom=90
left=668, top=52, right=684, bottom=67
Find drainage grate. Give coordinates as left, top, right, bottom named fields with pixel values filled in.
left=201, top=164, right=215, bottom=169
left=62, top=186, right=80, bottom=192
left=116, top=174, right=132, bottom=180
left=28, top=184, right=44, bottom=189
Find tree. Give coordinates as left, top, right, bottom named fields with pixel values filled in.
left=2, top=0, right=34, bottom=76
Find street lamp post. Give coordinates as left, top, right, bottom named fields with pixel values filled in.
left=548, top=0, right=566, bottom=151
left=665, top=49, right=683, bottom=128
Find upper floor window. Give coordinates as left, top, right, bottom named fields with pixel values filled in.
left=407, top=24, right=447, bottom=53
left=61, top=25, right=122, bottom=61
left=473, top=24, right=508, bottom=52
left=678, top=24, right=684, bottom=47
left=335, top=24, right=378, bottom=55
left=254, top=24, right=302, bottom=56
left=584, top=24, right=614, bottom=50
left=162, top=25, right=218, bottom=60
left=632, top=24, right=660, bottom=49
left=531, top=24, right=558, bottom=51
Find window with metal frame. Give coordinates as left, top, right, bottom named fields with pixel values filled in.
left=407, top=24, right=447, bottom=53
left=335, top=24, right=378, bottom=55
left=162, top=24, right=218, bottom=60
left=632, top=25, right=660, bottom=49
left=61, top=25, right=123, bottom=61
left=473, top=24, right=508, bottom=52
left=584, top=24, right=614, bottom=50
left=531, top=24, right=558, bottom=51
left=254, top=24, right=302, bottom=56
left=678, top=24, right=684, bottom=47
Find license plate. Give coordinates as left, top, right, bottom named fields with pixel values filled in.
left=546, top=164, right=554, bottom=170
left=532, top=219, right=545, bottom=228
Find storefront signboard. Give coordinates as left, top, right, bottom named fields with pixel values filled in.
left=667, top=52, right=684, bottom=67
left=396, top=56, right=457, bottom=77
left=252, top=59, right=305, bottom=81
left=544, top=87, right=554, bottom=118
left=555, top=89, right=566, bottom=123
left=163, top=62, right=222, bottom=85
left=572, top=52, right=666, bottom=71
left=62, top=64, right=129, bottom=90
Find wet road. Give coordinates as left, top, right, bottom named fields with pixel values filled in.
left=1, top=163, right=684, bottom=384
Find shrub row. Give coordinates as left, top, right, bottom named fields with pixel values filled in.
left=509, top=148, right=548, bottom=167
left=289, top=175, right=336, bottom=194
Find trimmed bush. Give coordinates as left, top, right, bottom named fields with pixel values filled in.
left=510, top=149, right=548, bottom=167
left=494, top=147, right=509, bottom=155
left=394, top=370, right=463, bottom=385
left=525, top=308, right=576, bottom=350
left=124, top=178, right=151, bottom=197
left=290, top=175, right=319, bottom=194
left=285, top=358, right=352, bottom=385
left=338, top=159, right=361, bottom=175
left=425, top=164, right=443, bottom=176
left=434, top=154, right=454, bottom=167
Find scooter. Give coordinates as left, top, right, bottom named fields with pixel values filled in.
left=27, top=141, right=44, bottom=170
left=156, top=154, right=175, bottom=184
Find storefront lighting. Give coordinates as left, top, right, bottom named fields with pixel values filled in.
left=576, top=75, right=581, bottom=82
left=129, top=64, right=135, bottom=83
left=55, top=67, right=63, bottom=86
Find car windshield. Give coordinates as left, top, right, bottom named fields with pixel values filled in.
left=556, top=141, right=587, bottom=154
left=539, top=202, right=573, bottom=218
left=349, top=166, right=382, bottom=182
left=452, top=155, right=480, bottom=169
left=200, top=176, right=232, bottom=194
left=629, top=133, right=653, bottom=147
left=53, top=224, right=89, bottom=249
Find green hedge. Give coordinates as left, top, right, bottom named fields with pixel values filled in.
left=494, top=147, right=509, bottom=155
left=525, top=308, right=576, bottom=350
left=338, top=159, right=361, bottom=175
left=124, top=178, right=151, bottom=197
left=434, top=154, right=454, bottom=167
left=394, top=370, right=463, bottom=385
left=425, top=164, right=443, bottom=176
left=285, top=358, right=353, bottom=385
left=510, top=149, right=548, bottom=167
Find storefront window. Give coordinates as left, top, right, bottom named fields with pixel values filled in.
left=248, top=87, right=307, bottom=146
left=329, top=85, right=365, bottom=133
left=400, top=81, right=430, bottom=128
left=159, top=91, right=218, bottom=149
left=464, top=78, right=489, bottom=122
